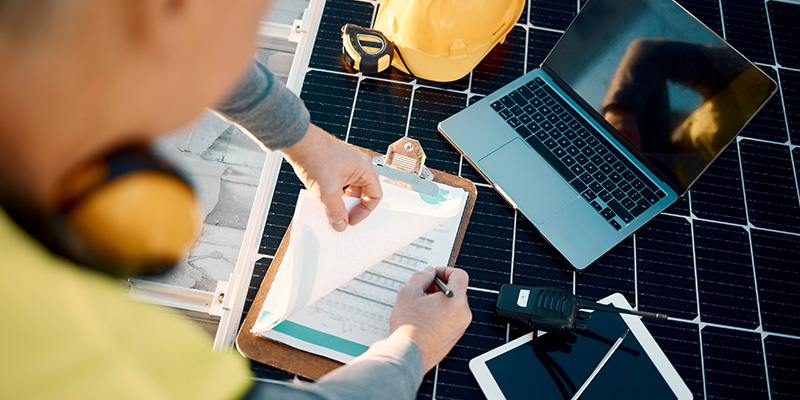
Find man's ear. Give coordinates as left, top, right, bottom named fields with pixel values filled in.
left=122, top=0, right=190, bottom=55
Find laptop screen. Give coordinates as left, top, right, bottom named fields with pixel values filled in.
left=542, top=0, right=776, bottom=192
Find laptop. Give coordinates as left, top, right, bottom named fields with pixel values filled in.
left=438, top=0, right=776, bottom=270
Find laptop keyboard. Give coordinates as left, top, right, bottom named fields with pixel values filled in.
left=490, top=77, right=666, bottom=230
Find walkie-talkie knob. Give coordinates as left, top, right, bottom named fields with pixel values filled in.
left=578, top=310, right=592, bottom=321
left=574, top=320, right=588, bottom=331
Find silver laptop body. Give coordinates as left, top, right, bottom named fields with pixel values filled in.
left=438, top=0, right=776, bottom=270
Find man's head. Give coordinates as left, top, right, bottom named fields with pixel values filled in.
left=0, top=0, right=272, bottom=275
left=0, top=0, right=271, bottom=203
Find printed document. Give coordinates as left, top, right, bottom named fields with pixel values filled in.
left=251, top=181, right=468, bottom=362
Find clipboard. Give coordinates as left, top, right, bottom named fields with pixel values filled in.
left=236, top=138, right=477, bottom=380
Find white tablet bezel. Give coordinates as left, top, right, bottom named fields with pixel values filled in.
left=469, top=293, right=692, bottom=399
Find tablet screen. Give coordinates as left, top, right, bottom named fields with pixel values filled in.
left=487, top=311, right=673, bottom=399
left=471, top=294, right=690, bottom=399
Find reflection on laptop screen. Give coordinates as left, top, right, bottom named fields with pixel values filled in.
left=543, top=0, right=775, bottom=192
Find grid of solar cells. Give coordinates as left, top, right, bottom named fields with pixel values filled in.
left=242, top=0, right=800, bottom=398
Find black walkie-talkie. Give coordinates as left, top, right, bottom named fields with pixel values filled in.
left=496, top=285, right=668, bottom=333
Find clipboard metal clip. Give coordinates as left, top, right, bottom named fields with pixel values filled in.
left=373, top=138, right=439, bottom=197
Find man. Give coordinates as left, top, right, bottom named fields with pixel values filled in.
left=0, top=0, right=472, bottom=398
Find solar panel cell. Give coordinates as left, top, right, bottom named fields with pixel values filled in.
left=347, top=79, right=412, bottom=150
left=526, top=28, right=563, bottom=72
left=644, top=318, right=705, bottom=399
left=739, top=140, right=800, bottom=233
left=456, top=187, right=514, bottom=291
left=300, top=70, right=359, bottom=140
left=307, top=0, right=374, bottom=73
left=435, top=290, right=507, bottom=399
left=752, top=228, right=800, bottom=337
left=530, top=0, right=578, bottom=31
left=719, top=0, right=775, bottom=65
left=470, top=26, right=528, bottom=96
left=779, top=68, right=800, bottom=145
left=767, top=1, right=800, bottom=69
left=689, top=145, right=747, bottom=225
left=407, top=87, right=468, bottom=176
left=701, top=326, right=769, bottom=399
left=513, top=216, right=573, bottom=291
left=258, top=162, right=303, bottom=255
left=666, top=192, right=692, bottom=216
left=575, top=238, right=636, bottom=304
left=763, top=335, right=800, bottom=399
left=737, top=68, right=789, bottom=143
left=694, top=220, right=760, bottom=329
left=637, top=215, right=698, bottom=320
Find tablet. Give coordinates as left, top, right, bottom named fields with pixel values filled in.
left=469, top=293, right=691, bottom=399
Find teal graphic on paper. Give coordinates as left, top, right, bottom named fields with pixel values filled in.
left=257, top=311, right=369, bottom=357
left=420, top=188, right=449, bottom=204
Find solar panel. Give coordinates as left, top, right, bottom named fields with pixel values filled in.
left=242, top=0, right=800, bottom=398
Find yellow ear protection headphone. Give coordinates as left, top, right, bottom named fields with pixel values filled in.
left=0, top=146, right=200, bottom=277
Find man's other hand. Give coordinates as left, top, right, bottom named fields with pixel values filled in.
left=282, top=124, right=383, bottom=232
left=390, top=266, right=472, bottom=372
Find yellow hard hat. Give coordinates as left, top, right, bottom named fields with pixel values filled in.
left=373, top=0, right=525, bottom=82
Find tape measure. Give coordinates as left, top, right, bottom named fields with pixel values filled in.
left=341, top=24, right=395, bottom=74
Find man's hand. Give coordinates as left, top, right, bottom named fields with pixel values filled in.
left=281, top=124, right=383, bottom=232
left=390, top=266, right=472, bottom=372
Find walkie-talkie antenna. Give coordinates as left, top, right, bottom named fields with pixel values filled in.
left=575, top=298, right=668, bottom=320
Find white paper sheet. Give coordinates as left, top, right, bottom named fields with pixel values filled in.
left=252, top=181, right=468, bottom=362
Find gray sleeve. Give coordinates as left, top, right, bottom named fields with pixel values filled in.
left=214, top=59, right=311, bottom=150
left=243, top=337, right=425, bottom=400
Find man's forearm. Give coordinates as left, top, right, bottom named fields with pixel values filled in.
left=242, top=337, right=425, bottom=400
left=214, top=59, right=310, bottom=150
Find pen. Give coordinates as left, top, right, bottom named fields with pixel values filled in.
left=434, top=276, right=453, bottom=298
left=570, top=328, right=630, bottom=400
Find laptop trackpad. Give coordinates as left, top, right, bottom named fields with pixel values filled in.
left=478, top=139, right=578, bottom=224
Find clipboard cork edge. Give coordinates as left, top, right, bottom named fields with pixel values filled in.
left=235, top=147, right=477, bottom=380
